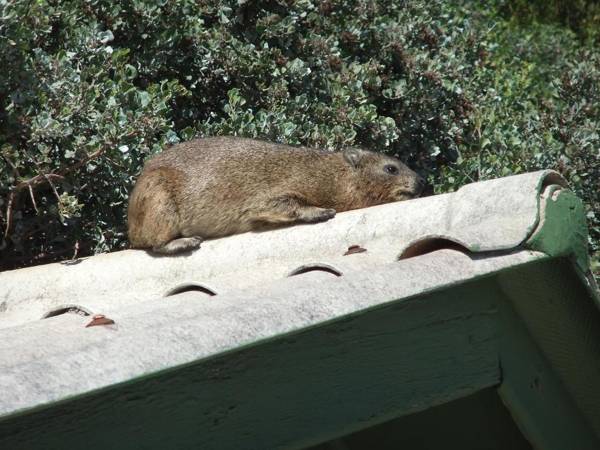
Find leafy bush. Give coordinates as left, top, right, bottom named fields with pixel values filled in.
left=438, top=4, right=600, bottom=272
left=0, top=0, right=598, bottom=273
left=499, top=0, right=600, bottom=43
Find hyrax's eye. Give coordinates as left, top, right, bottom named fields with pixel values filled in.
left=384, top=164, right=399, bottom=175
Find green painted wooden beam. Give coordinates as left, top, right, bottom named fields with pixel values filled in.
left=310, top=388, right=533, bottom=450
left=497, top=258, right=600, bottom=448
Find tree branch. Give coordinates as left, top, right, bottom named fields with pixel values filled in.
left=3, top=145, right=108, bottom=238
left=28, top=183, right=38, bottom=213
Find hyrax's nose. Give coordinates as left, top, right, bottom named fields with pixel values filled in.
left=415, top=175, right=426, bottom=194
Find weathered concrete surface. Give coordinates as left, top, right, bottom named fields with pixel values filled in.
left=0, top=249, right=542, bottom=417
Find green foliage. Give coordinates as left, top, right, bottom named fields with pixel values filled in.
left=438, top=5, right=600, bottom=270
left=499, top=0, right=600, bottom=43
left=0, top=0, right=598, bottom=271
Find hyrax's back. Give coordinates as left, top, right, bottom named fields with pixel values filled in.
left=128, top=136, right=424, bottom=254
left=144, top=137, right=331, bottom=193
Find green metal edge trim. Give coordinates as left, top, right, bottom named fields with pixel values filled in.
left=400, top=170, right=569, bottom=259
left=525, top=171, right=599, bottom=308
left=526, top=185, right=590, bottom=273
left=523, top=170, right=568, bottom=244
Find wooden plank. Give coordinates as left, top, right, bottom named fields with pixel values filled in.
left=497, top=259, right=600, bottom=450
left=0, top=283, right=499, bottom=450
left=310, top=388, right=532, bottom=450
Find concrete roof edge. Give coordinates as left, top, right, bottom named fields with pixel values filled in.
left=0, top=249, right=545, bottom=418
left=0, top=170, right=582, bottom=329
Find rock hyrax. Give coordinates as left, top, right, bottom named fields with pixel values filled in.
left=128, top=136, right=425, bottom=254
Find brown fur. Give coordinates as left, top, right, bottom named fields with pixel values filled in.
left=128, top=137, right=424, bottom=254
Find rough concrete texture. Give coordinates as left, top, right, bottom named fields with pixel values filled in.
left=0, top=170, right=565, bottom=328
left=0, top=249, right=544, bottom=417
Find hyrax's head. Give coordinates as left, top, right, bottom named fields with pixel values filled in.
left=343, top=147, right=425, bottom=203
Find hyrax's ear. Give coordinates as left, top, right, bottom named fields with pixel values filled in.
left=343, top=148, right=367, bottom=168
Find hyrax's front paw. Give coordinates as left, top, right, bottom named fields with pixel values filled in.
left=320, top=208, right=337, bottom=221
left=305, top=207, right=337, bottom=223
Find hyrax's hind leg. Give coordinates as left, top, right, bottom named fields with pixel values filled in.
left=152, top=236, right=204, bottom=254
left=250, top=195, right=336, bottom=226
left=128, top=166, right=204, bottom=255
